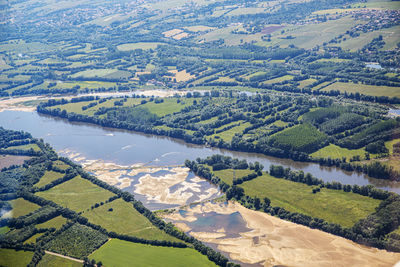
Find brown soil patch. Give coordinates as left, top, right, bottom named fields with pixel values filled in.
left=0, top=155, right=31, bottom=169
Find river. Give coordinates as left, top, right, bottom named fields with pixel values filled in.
left=0, top=110, right=399, bottom=194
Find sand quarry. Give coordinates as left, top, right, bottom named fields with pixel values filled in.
left=163, top=201, right=400, bottom=267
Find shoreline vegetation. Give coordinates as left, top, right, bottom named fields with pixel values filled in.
left=37, top=94, right=400, bottom=181
left=185, top=155, right=400, bottom=253
left=0, top=127, right=234, bottom=267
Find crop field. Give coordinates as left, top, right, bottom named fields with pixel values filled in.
left=71, top=69, right=119, bottom=78
left=336, top=25, right=400, bottom=51
left=241, top=173, right=380, bottom=228
left=36, top=176, right=115, bottom=212
left=36, top=216, right=67, bottom=230
left=1, top=198, right=40, bottom=219
left=35, top=171, right=64, bottom=188
left=37, top=254, right=82, bottom=267
left=52, top=160, right=70, bottom=170
left=82, top=198, right=180, bottom=242
left=184, top=26, right=216, bottom=32
left=211, top=122, right=252, bottom=143
left=263, top=75, right=294, bottom=84
left=45, top=223, right=108, bottom=259
left=311, top=144, right=367, bottom=160
left=89, top=239, right=217, bottom=267
left=270, top=124, right=327, bottom=153
left=0, top=226, right=9, bottom=234
left=117, top=42, right=165, bottom=51
left=0, top=249, right=34, bottom=267
left=24, top=233, right=45, bottom=244
left=142, top=98, right=194, bottom=116
left=258, top=16, right=358, bottom=49
left=212, top=168, right=254, bottom=185
left=322, top=82, right=400, bottom=98
left=197, top=25, right=262, bottom=45
left=5, top=143, right=41, bottom=152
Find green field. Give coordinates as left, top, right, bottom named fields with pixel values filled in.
left=1, top=198, right=41, bottom=219
left=82, top=198, right=180, bottom=242
left=71, top=69, right=118, bottom=78
left=211, top=122, right=252, bottom=143
left=142, top=98, right=194, bottom=116
left=263, top=75, right=294, bottom=84
left=89, top=239, right=217, bottom=267
left=5, top=143, right=41, bottom=152
left=241, top=173, right=380, bottom=228
left=37, top=254, right=82, bottom=267
left=52, top=160, right=70, bottom=170
left=117, top=42, right=165, bottom=51
left=0, top=226, right=9, bottom=234
left=36, top=176, right=115, bottom=212
left=311, top=144, right=367, bottom=161
left=0, top=249, right=34, bottom=267
left=35, top=171, right=64, bottom=188
left=212, top=168, right=254, bottom=185
left=24, top=232, right=45, bottom=244
left=322, top=82, right=400, bottom=98
left=336, top=25, right=400, bottom=51
left=36, top=215, right=67, bottom=230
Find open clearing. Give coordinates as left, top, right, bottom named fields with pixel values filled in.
left=311, top=144, right=367, bottom=160
left=240, top=173, right=380, bottom=227
left=1, top=198, right=40, bottom=219
left=89, top=239, right=217, bottom=267
left=322, top=82, right=400, bottom=98
left=36, top=215, right=67, bottom=230
left=35, top=171, right=64, bottom=188
left=36, top=176, right=115, bottom=212
left=117, top=42, right=165, bottom=51
left=0, top=249, right=34, bottom=267
left=37, top=253, right=82, bottom=267
left=82, top=198, right=180, bottom=242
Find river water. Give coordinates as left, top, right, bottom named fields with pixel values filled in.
left=0, top=110, right=399, bottom=194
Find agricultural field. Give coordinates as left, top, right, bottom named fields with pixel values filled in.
left=0, top=249, right=34, bottom=267
left=269, top=124, right=327, bottom=153
left=5, top=143, right=41, bottom=152
left=36, top=176, right=115, bottom=212
left=35, top=171, right=64, bottom=188
left=45, top=223, right=108, bottom=259
left=117, top=42, right=165, bottom=51
left=82, top=198, right=180, bottom=242
left=322, top=82, right=400, bottom=98
left=89, top=239, right=217, bottom=267
left=311, top=144, right=367, bottom=160
left=212, top=168, right=255, bottom=185
left=1, top=198, right=40, bottom=219
left=37, top=254, right=82, bottom=267
left=36, top=216, right=67, bottom=230
left=224, top=171, right=380, bottom=227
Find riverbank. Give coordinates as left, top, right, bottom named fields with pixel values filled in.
left=163, top=201, right=400, bottom=267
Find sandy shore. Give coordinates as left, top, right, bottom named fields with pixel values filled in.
left=135, top=167, right=220, bottom=206
left=164, top=201, right=400, bottom=267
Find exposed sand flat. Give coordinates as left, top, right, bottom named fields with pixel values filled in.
left=134, top=167, right=220, bottom=206
left=0, top=96, right=40, bottom=112
left=166, top=201, right=400, bottom=267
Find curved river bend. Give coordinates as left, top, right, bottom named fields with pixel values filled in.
left=0, top=110, right=399, bottom=194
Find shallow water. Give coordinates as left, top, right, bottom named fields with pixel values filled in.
left=0, top=110, right=399, bottom=193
